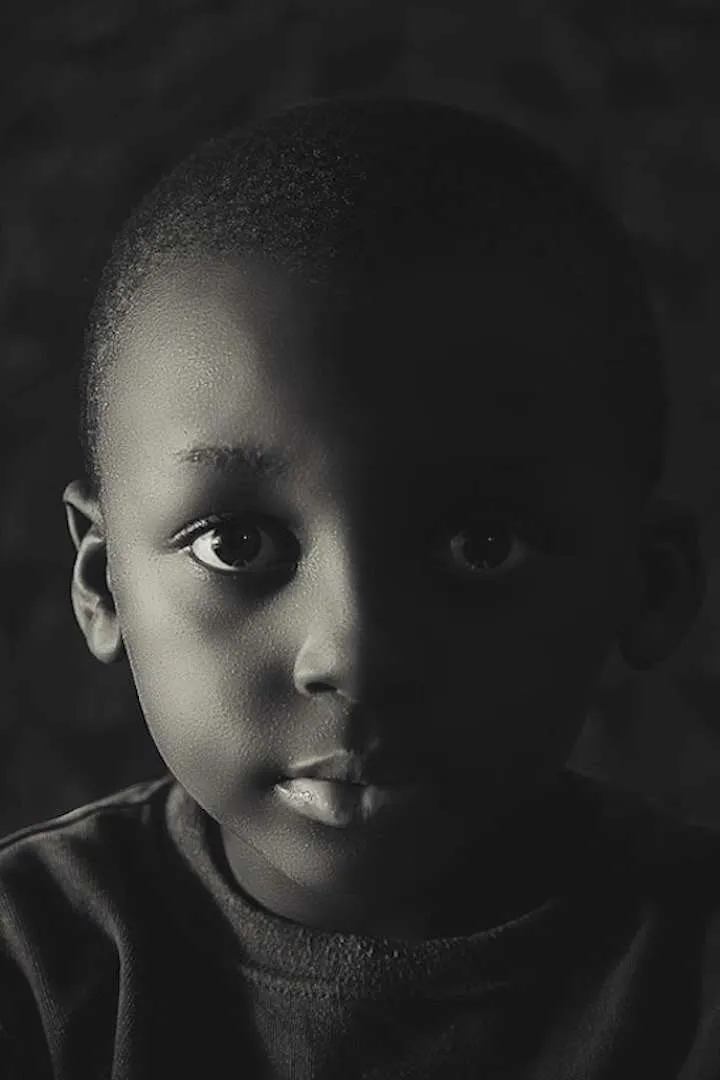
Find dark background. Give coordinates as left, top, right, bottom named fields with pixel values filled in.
left=2, top=0, right=720, bottom=837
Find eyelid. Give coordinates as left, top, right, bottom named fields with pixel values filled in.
left=168, top=512, right=246, bottom=549
left=170, top=502, right=541, bottom=541
left=167, top=500, right=561, bottom=562
left=441, top=498, right=540, bottom=540
left=439, top=501, right=569, bottom=566
left=175, top=513, right=300, bottom=576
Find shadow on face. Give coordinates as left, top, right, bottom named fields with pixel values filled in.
left=62, top=251, right=705, bottom=937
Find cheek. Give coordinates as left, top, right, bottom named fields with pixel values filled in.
left=442, top=564, right=620, bottom=725
left=110, top=560, right=287, bottom=772
left=108, top=539, right=619, bottom=790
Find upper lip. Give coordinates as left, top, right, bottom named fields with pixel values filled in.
left=284, top=748, right=433, bottom=786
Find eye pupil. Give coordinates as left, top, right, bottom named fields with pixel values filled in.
left=210, top=522, right=262, bottom=567
left=460, top=520, right=510, bottom=570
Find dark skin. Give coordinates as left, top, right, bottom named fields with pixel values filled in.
left=63, top=253, right=706, bottom=941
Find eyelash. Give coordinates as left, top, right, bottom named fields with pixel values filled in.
left=172, top=513, right=271, bottom=550
left=173, top=513, right=299, bottom=577
left=171, top=502, right=550, bottom=583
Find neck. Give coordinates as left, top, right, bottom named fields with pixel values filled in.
left=216, top=776, right=575, bottom=941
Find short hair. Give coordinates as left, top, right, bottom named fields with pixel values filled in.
left=79, top=96, right=666, bottom=505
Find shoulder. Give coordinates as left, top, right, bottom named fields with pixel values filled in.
left=0, top=775, right=223, bottom=1076
left=572, top=773, right=720, bottom=976
left=566, top=769, right=720, bottom=892
left=0, top=773, right=175, bottom=850
left=0, top=774, right=176, bottom=952
left=652, top=813, right=720, bottom=1070
left=0, top=774, right=174, bottom=878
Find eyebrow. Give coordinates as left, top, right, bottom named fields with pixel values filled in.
left=172, top=442, right=292, bottom=479
left=173, top=442, right=553, bottom=480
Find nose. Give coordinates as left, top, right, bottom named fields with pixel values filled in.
left=291, top=537, right=418, bottom=706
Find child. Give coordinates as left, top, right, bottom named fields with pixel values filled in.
left=0, top=97, right=715, bottom=1079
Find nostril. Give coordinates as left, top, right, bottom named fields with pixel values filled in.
left=304, top=681, right=335, bottom=694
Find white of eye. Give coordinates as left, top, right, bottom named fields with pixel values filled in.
left=188, top=522, right=287, bottom=574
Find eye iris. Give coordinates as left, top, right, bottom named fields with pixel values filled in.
left=460, top=520, right=510, bottom=570
left=210, top=522, right=262, bottom=567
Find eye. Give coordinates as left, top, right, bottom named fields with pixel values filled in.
left=183, top=516, right=298, bottom=575
left=439, top=510, right=535, bottom=581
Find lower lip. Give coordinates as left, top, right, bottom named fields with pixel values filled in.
left=275, top=778, right=428, bottom=828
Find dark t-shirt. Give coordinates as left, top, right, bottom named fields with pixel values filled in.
left=1, top=768, right=719, bottom=1079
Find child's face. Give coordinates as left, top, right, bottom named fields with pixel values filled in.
left=75, top=253, right=647, bottom=933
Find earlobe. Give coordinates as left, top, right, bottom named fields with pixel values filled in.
left=62, top=479, right=125, bottom=665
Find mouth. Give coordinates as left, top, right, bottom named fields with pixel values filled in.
left=283, top=748, right=430, bottom=787
left=275, top=777, right=429, bottom=828
left=278, top=747, right=445, bottom=828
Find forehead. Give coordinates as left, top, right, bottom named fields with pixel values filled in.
left=101, top=253, right=622, bottom=498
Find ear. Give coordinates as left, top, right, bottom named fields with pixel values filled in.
left=617, top=495, right=707, bottom=671
left=62, top=478, right=125, bottom=664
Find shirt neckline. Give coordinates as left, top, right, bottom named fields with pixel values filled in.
left=162, top=768, right=632, bottom=1001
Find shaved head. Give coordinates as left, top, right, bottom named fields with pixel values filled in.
left=78, top=96, right=666, bottom=507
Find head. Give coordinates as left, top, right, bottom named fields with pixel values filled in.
left=63, top=98, right=705, bottom=938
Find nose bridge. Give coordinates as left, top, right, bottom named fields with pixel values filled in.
left=309, top=519, right=384, bottom=645
left=293, top=519, right=410, bottom=700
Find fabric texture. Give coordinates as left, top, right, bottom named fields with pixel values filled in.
left=0, top=768, right=719, bottom=1079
